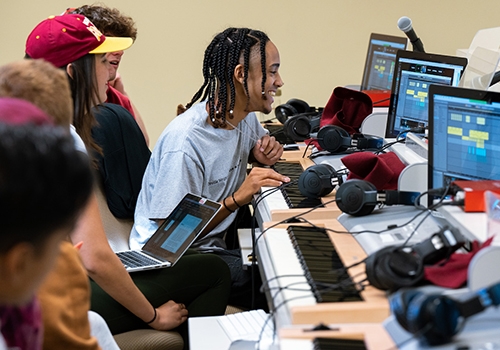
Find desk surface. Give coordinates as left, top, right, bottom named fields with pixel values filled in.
left=436, top=205, right=488, bottom=243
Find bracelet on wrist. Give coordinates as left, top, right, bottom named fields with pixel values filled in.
left=223, top=197, right=235, bottom=213
left=231, top=192, right=242, bottom=208
left=146, top=307, right=157, bottom=324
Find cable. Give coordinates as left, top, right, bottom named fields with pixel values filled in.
left=373, top=96, right=391, bottom=105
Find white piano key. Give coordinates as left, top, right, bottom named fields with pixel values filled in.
left=261, top=228, right=316, bottom=322
left=254, top=186, right=289, bottom=225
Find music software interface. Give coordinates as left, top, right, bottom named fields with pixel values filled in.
left=363, top=39, right=406, bottom=90
left=392, top=59, right=463, bottom=134
left=431, top=94, right=500, bottom=189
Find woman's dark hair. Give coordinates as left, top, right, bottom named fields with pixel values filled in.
left=67, top=54, right=102, bottom=155
left=186, top=27, right=270, bottom=128
left=0, top=123, right=93, bottom=254
left=24, top=53, right=102, bottom=156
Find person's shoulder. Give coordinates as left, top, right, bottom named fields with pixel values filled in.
left=107, top=86, right=130, bottom=104
left=106, top=86, right=135, bottom=117
left=94, top=103, right=136, bottom=124
left=70, top=125, right=88, bottom=154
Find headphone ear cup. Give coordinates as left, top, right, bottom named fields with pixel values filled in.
left=335, top=179, right=377, bottom=216
left=275, top=103, right=299, bottom=124
left=372, top=248, right=424, bottom=291
left=283, top=115, right=313, bottom=141
left=406, top=293, right=462, bottom=345
left=286, top=98, right=311, bottom=114
left=298, top=164, right=338, bottom=198
left=364, top=246, right=396, bottom=290
left=390, top=288, right=423, bottom=333
left=317, top=125, right=351, bottom=153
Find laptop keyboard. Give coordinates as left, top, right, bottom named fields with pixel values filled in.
left=217, top=309, right=274, bottom=342
left=116, top=251, right=162, bottom=269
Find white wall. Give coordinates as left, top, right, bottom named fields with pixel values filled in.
left=1, top=0, right=499, bottom=147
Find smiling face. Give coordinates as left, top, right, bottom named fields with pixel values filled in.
left=105, top=50, right=124, bottom=81
left=240, top=41, right=284, bottom=115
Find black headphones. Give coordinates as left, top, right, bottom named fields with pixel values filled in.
left=335, top=179, right=420, bottom=216
left=275, top=98, right=317, bottom=124
left=390, top=280, right=500, bottom=345
left=316, top=125, right=383, bottom=154
left=275, top=98, right=323, bottom=142
left=364, top=225, right=465, bottom=292
left=298, top=164, right=345, bottom=198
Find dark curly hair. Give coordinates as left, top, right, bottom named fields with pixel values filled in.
left=70, top=5, right=138, bottom=40
left=186, top=28, right=269, bottom=128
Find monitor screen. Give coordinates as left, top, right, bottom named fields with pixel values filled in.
left=428, top=84, right=500, bottom=198
left=385, top=50, right=468, bottom=138
left=360, top=33, right=408, bottom=91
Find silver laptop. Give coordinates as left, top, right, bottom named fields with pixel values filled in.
left=116, top=193, right=221, bottom=272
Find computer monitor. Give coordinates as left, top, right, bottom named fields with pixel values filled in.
left=385, top=50, right=468, bottom=138
left=360, top=33, right=408, bottom=91
left=428, top=84, right=500, bottom=199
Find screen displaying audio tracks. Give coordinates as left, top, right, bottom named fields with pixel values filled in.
left=430, top=89, right=500, bottom=190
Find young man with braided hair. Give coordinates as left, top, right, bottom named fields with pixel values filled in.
left=131, top=27, right=289, bottom=308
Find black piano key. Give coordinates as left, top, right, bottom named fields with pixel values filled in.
left=272, top=162, right=325, bottom=209
left=313, top=337, right=367, bottom=350
left=287, top=226, right=363, bottom=303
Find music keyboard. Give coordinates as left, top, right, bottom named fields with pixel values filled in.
left=254, top=160, right=340, bottom=229
left=256, top=219, right=389, bottom=328
left=278, top=323, right=396, bottom=350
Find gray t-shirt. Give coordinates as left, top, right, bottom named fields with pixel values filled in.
left=130, top=101, right=267, bottom=251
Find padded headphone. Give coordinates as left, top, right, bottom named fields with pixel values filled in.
left=390, top=280, right=500, bottom=345
left=298, top=164, right=345, bottom=198
left=283, top=113, right=321, bottom=142
left=275, top=98, right=316, bottom=124
left=316, top=125, right=384, bottom=154
left=335, top=179, right=420, bottom=216
left=365, top=226, right=465, bottom=292
left=275, top=98, right=323, bottom=142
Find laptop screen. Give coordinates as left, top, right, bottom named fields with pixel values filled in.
left=143, top=193, right=220, bottom=261
left=428, top=85, right=500, bottom=197
left=360, top=33, right=408, bottom=91
left=385, top=50, right=468, bottom=138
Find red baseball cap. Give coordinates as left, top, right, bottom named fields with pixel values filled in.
left=25, top=14, right=133, bottom=68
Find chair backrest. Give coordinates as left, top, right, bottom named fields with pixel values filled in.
left=94, top=182, right=133, bottom=252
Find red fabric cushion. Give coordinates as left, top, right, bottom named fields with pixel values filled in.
left=308, top=87, right=373, bottom=151
left=423, top=237, right=494, bottom=289
left=341, top=151, right=406, bottom=190
left=320, top=86, right=373, bottom=134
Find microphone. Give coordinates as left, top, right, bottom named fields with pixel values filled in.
left=397, top=16, right=425, bottom=53
left=470, top=70, right=500, bottom=89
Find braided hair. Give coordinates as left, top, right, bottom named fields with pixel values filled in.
left=186, top=28, right=270, bottom=128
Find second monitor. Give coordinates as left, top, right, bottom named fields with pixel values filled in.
left=385, top=50, right=468, bottom=138
left=360, top=33, right=408, bottom=91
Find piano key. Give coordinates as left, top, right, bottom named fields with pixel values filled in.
left=257, top=219, right=389, bottom=327
left=253, top=159, right=341, bottom=228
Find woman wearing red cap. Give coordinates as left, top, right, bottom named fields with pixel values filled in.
left=24, top=14, right=231, bottom=347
